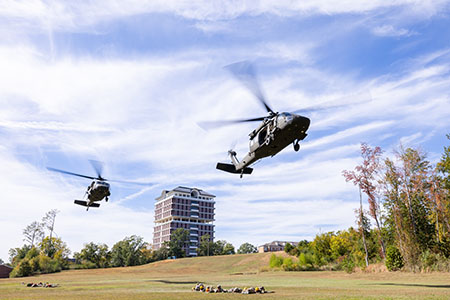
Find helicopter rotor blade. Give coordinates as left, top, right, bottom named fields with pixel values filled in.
left=290, top=92, right=372, bottom=115
left=198, top=116, right=267, bottom=130
left=106, top=179, right=153, bottom=186
left=225, top=61, right=275, bottom=115
left=89, top=160, right=104, bottom=179
left=47, top=167, right=97, bottom=180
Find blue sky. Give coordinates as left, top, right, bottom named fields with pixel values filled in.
left=1, top=1, right=450, bottom=261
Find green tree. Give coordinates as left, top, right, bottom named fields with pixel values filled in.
left=385, top=246, right=404, bottom=271
left=39, top=236, right=70, bottom=270
left=9, top=258, right=32, bottom=278
left=284, top=243, right=294, bottom=254
left=311, top=232, right=334, bottom=265
left=166, top=228, right=190, bottom=258
left=197, top=234, right=215, bottom=256
left=237, top=243, right=257, bottom=254
left=152, top=245, right=169, bottom=261
left=110, top=235, right=147, bottom=267
left=436, top=134, right=450, bottom=251
left=222, top=242, right=235, bottom=255
left=8, top=245, right=31, bottom=266
left=75, top=242, right=110, bottom=268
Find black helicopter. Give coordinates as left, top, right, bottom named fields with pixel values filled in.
left=203, top=61, right=360, bottom=178
left=48, top=160, right=150, bottom=210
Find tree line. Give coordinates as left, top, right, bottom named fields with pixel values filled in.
left=6, top=213, right=258, bottom=277
left=270, top=135, right=450, bottom=272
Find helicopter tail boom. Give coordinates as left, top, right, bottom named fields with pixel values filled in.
left=216, top=163, right=253, bottom=175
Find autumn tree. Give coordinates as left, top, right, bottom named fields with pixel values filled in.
left=435, top=134, right=450, bottom=255
left=343, top=143, right=385, bottom=259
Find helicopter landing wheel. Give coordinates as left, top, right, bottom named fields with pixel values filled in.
left=105, top=197, right=109, bottom=202
left=294, top=141, right=300, bottom=152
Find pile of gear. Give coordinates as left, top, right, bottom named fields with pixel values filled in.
left=192, top=283, right=270, bottom=294
left=23, top=282, right=59, bottom=288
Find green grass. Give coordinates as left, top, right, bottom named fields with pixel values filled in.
left=1, top=252, right=449, bottom=300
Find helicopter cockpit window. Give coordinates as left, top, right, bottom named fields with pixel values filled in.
left=280, top=112, right=293, bottom=121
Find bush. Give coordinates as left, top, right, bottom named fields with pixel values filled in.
left=282, top=257, right=294, bottom=270
left=385, top=246, right=404, bottom=271
left=10, top=259, right=32, bottom=278
left=269, top=254, right=283, bottom=268
left=341, top=256, right=355, bottom=273
left=38, top=255, right=61, bottom=274
left=420, top=250, right=450, bottom=272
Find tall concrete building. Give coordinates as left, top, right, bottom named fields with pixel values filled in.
left=153, top=186, right=215, bottom=256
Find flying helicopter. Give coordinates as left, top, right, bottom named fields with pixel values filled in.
left=47, top=160, right=150, bottom=211
left=202, top=61, right=366, bottom=178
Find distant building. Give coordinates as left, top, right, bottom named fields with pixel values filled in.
left=0, top=265, right=12, bottom=278
left=153, top=186, right=215, bottom=257
left=258, top=241, right=298, bottom=253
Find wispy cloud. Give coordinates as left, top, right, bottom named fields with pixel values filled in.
left=1, top=1, right=450, bottom=260
left=372, top=24, right=415, bottom=37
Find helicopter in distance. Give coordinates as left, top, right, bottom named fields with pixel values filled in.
left=47, top=160, right=151, bottom=211
left=201, top=61, right=366, bottom=178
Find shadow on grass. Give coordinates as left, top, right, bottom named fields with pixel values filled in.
left=372, top=283, right=450, bottom=289
left=147, top=280, right=199, bottom=285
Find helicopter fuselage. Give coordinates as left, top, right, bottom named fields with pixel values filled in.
left=229, top=112, right=310, bottom=172
left=86, top=180, right=111, bottom=203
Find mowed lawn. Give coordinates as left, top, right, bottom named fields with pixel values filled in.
left=1, top=252, right=449, bottom=300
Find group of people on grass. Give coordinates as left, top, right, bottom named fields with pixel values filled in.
left=192, top=283, right=270, bottom=294
left=23, top=282, right=58, bottom=288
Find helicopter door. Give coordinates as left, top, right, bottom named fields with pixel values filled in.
left=258, top=128, right=267, bottom=146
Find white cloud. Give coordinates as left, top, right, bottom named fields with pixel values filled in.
left=1, top=5, right=450, bottom=260
left=372, top=24, right=415, bottom=37
left=1, top=0, right=449, bottom=33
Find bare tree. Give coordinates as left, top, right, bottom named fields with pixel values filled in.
left=42, top=209, right=59, bottom=240
left=23, top=221, right=44, bottom=247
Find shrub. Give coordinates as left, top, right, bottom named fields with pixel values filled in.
left=269, top=254, right=283, bottom=268
left=10, top=259, right=32, bottom=278
left=38, top=255, right=61, bottom=274
left=385, top=246, right=404, bottom=271
left=420, top=251, right=450, bottom=272
left=341, top=256, right=355, bottom=273
left=282, top=257, right=294, bottom=270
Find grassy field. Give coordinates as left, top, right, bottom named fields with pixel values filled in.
left=1, top=252, right=449, bottom=300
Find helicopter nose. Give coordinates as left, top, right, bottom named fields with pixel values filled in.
left=294, top=115, right=310, bottom=131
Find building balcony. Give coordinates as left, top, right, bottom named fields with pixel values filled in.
left=190, top=232, right=198, bottom=237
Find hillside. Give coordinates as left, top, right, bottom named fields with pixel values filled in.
left=1, top=252, right=449, bottom=300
